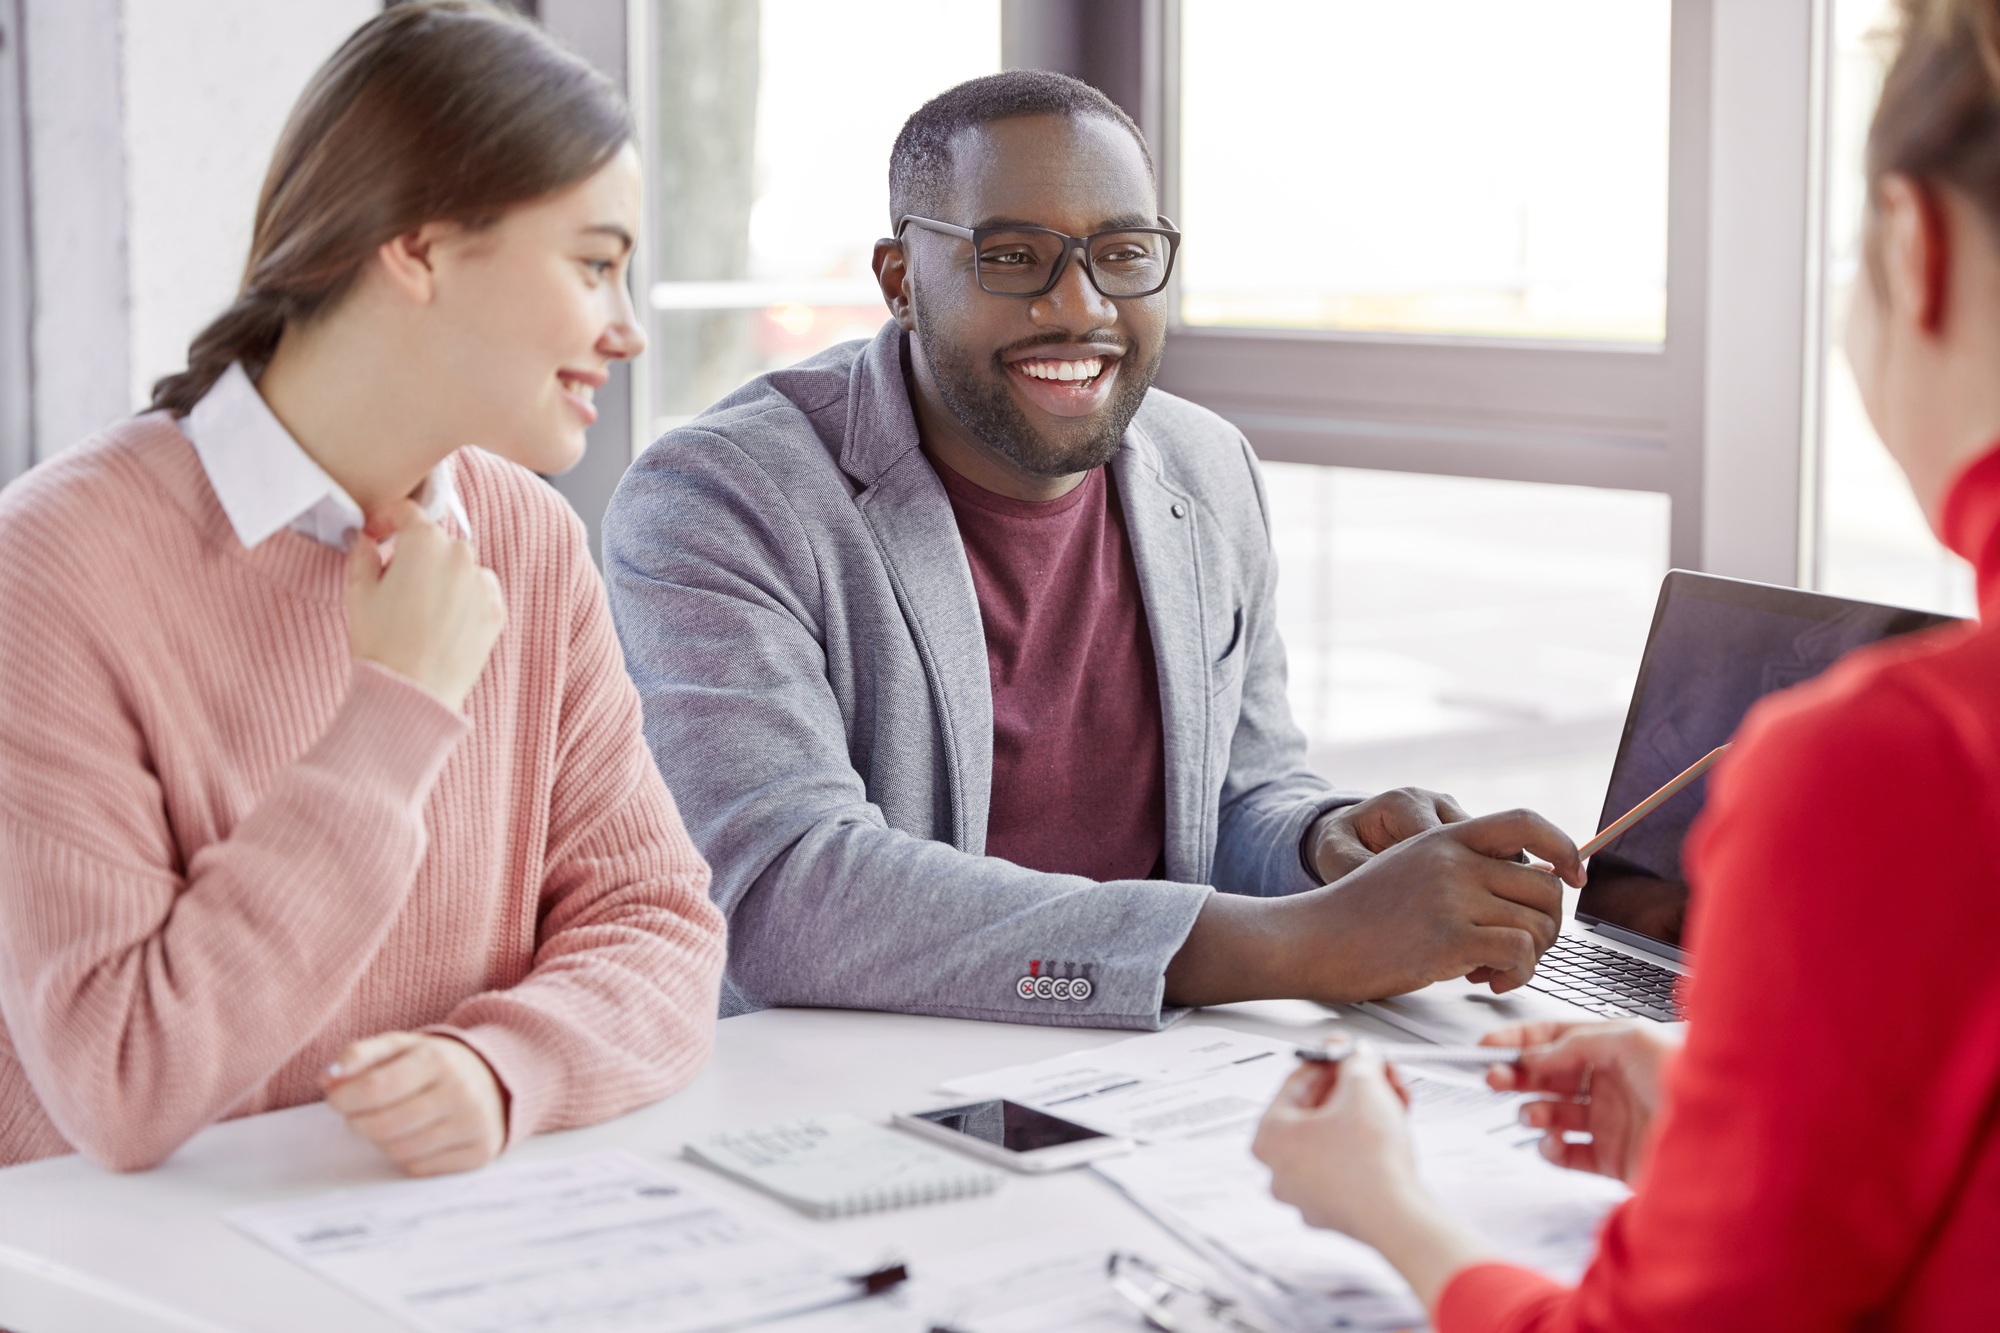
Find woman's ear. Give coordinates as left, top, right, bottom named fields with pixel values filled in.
left=374, top=223, right=452, bottom=306
left=1877, top=174, right=1951, bottom=336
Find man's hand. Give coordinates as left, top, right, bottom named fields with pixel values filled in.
left=1308, top=788, right=1469, bottom=883
left=1483, top=1020, right=1682, bottom=1184
left=1253, top=1046, right=1492, bottom=1312
left=1168, top=809, right=1582, bottom=1007
left=320, top=1032, right=507, bottom=1177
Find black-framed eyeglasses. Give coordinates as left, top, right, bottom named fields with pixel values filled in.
left=896, top=214, right=1181, bottom=299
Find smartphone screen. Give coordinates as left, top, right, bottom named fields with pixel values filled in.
left=912, top=1100, right=1108, bottom=1153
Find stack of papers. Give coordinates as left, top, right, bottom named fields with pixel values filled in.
left=945, top=1027, right=1631, bottom=1331
left=229, top=1151, right=883, bottom=1333
left=936, top=1026, right=1300, bottom=1142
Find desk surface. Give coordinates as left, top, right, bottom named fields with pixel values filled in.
left=0, top=1000, right=1397, bottom=1333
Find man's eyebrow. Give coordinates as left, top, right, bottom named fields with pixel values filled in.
left=584, top=223, right=634, bottom=254
left=969, top=212, right=1158, bottom=232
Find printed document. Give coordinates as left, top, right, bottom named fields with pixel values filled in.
left=772, top=1231, right=1167, bottom=1333
left=936, top=1026, right=1298, bottom=1142
left=1094, top=1070, right=1630, bottom=1330
left=228, top=1150, right=874, bottom=1333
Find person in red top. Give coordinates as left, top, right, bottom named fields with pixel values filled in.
left=1250, top=1, right=2000, bottom=1325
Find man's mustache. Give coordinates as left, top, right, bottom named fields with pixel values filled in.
left=991, top=331, right=1134, bottom=362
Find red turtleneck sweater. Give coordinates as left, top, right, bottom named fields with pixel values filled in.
left=1438, top=447, right=2000, bottom=1330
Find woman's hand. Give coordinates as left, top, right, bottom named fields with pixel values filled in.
left=1483, top=1020, right=1682, bottom=1184
left=319, top=1032, right=507, bottom=1176
left=1254, top=1046, right=1419, bottom=1237
left=1252, top=1044, right=1492, bottom=1312
left=346, top=499, right=506, bottom=712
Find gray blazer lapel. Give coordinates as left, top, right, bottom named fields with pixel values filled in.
left=1114, top=425, right=1212, bottom=883
left=843, top=325, right=994, bottom=853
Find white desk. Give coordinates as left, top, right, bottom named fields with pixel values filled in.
left=0, top=1000, right=1399, bottom=1333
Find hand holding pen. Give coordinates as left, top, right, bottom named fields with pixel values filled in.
left=1295, top=1024, right=1683, bottom=1187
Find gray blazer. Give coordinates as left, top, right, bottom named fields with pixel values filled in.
left=604, top=322, right=1350, bottom=1030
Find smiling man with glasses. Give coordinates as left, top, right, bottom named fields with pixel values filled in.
left=604, top=70, right=1581, bottom=1030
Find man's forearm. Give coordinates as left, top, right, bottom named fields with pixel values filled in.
left=1163, top=893, right=1303, bottom=1007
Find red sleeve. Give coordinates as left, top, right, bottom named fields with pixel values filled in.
left=1436, top=671, right=2000, bottom=1332
left=1438, top=1264, right=1568, bottom=1332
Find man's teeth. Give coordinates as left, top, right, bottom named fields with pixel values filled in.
left=1018, top=357, right=1105, bottom=382
left=562, top=377, right=595, bottom=402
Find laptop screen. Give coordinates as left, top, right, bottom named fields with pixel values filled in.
left=1576, top=571, right=1958, bottom=956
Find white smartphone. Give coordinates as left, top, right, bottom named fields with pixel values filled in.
left=892, top=1099, right=1136, bottom=1173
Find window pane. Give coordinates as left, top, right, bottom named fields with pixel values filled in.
left=647, top=0, right=999, bottom=430
left=1270, top=465, right=1669, bottom=837
left=1180, top=1, right=1671, bottom=342
left=1817, top=0, right=1976, bottom=616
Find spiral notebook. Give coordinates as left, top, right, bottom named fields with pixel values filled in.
left=685, top=1113, right=1003, bottom=1219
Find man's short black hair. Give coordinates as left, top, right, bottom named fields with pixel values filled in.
left=888, top=70, right=1155, bottom=227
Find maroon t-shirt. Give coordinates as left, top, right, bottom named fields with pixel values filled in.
left=929, top=454, right=1167, bottom=881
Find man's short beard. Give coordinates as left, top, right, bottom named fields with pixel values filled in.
left=911, top=290, right=1161, bottom=479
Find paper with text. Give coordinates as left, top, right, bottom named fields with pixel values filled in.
left=1094, top=1071, right=1630, bottom=1330
left=227, top=1151, right=867, bottom=1333
left=936, top=1027, right=1299, bottom=1142
left=773, top=1231, right=1165, bottom=1333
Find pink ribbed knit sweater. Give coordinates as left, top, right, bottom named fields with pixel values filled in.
left=0, top=414, right=726, bottom=1170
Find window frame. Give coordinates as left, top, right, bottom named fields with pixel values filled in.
left=0, top=0, right=29, bottom=487
left=613, top=0, right=1826, bottom=584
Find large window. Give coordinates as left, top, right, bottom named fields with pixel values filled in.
left=1180, top=0, right=1672, bottom=343
left=1167, top=2, right=1691, bottom=829
left=644, top=0, right=999, bottom=433
left=630, top=1, right=1804, bottom=837
left=1815, top=0, right=1976, bottom=617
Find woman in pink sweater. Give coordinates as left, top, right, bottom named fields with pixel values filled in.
left=0, top=1, right=724, bottom=1175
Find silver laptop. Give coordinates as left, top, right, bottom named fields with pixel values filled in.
left=1361, top=570, right=1957, bottom=1045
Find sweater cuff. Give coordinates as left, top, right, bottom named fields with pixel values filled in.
left=1435, top=1261, right=1569, bottom=1333
left=308, top=662, right=472, bottom=807
left=425, top=1020, right=563, bottom=1150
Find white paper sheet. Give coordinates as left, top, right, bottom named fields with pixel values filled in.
left=227, top=1151, right=875, bottom=1333
left=1403, top=1076, right=1630, bottom=1278
left=936, top=1026, right=1299, bottom=1142
left=770, top=1232, right=1166, bottom=1333
left=1093, top=1071, right=1631, bottom=1331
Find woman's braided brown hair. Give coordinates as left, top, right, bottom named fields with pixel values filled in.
left=149, top=1, right=630, bottom=416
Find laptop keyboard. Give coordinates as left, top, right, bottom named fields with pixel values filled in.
left=1526, top=935, right=1682, bottom=1022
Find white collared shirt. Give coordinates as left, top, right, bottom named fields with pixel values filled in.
left=181, top=362, right=469, bottom=550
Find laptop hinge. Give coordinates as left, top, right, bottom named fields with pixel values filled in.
left=1583, top=919, right=1688, bottom=966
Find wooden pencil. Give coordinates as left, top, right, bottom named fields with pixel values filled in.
left=1579, top=743, right=1731, bottom=860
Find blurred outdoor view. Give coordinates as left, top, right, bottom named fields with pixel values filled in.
left=1267, top=467, right=1667, bottom=840
left=646, top=0, right=999, bottom=429
left=1180, top=0, right=1671, bottom=341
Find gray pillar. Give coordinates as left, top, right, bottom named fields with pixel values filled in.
left=0, top=0, right=32, bottom=484
left=20, top=0, right=131, bottom=466
left=539, top=0, right=637, bottom=565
